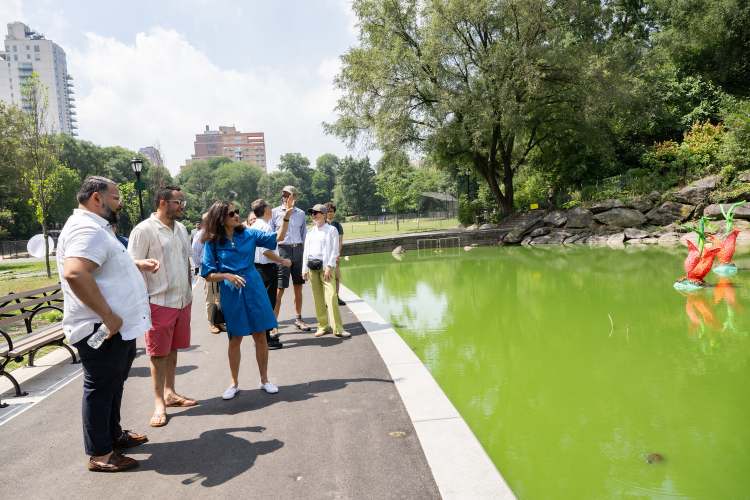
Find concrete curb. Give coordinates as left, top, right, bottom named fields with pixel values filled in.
left=339, top=284, right=516, bottom=500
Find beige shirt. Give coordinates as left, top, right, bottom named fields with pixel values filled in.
left=128, top=214, right=193, bottom=309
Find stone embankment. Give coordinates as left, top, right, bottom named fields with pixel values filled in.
left=465, top=175, right=750, bottom=246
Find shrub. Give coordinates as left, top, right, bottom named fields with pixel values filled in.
left=458, top=200, right=484, bottom=226
left=642, top=120, right=726, bottom=177
left=37, top=310, right=63, bottom=323
left=581, top=186, right=598, bottom=201
left=562, top=201, right=582, bottom=210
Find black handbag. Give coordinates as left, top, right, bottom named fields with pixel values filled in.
left=210, top=242, right=225, bottom=325
left=307, top=258, right=323, bottom=271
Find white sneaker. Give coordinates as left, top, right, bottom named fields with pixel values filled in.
left=334, top=331, right=351, bottom=338
left=222, top=386, right=239, bottom=400
left=314, top=329, right=329, bottom=337
left=259, top=381, right=279, bottom=394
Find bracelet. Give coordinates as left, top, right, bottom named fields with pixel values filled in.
left=103, top=309, right=114, bottom=322
left=283, top=219, right=290, bottom=222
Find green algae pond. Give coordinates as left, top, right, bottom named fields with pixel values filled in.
left=342, top=243, right=750, bottom=499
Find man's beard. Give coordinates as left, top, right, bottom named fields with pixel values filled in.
left=166, top=204, right=182, bottom=221
left=102, top=203, right=119, bottom=225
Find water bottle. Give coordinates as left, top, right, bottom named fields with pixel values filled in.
left=87, top=324, right=110, bottom=349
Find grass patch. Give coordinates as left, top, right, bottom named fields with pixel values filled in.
left=0, top=261, right=57, bottom=275
left=335, top=218, right=459, bottom=240
left=0, top=275, right=61, bottom=297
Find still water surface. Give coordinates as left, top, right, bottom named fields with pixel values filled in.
left=343, top=244, right=750, bottom=499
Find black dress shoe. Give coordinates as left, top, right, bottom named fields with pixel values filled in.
left=267, top=340, right=283, bottom=350
left=337, top=297, right=346, bottom=306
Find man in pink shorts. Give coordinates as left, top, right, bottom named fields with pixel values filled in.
left=129, top=185, right=196, bottom=427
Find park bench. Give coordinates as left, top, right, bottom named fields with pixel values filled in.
left=0, top=284, right=77, bottom=399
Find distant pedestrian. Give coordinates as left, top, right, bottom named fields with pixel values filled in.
left=324, top=202, right=346, bottom=306
left=193, top=213, right=225, bottom=334
left=248, top=212, right=257, bottom=227
left=201, top=199, right=294, bottom=400
left=251, top=199, right=292, bottom=349
left=57, top=176, right=158, bottom=472
left=190, top=222, right=201, bottom=244
left=128, top=185, right=197, bottom=428
left=302, top=204, right=349, bottom=338
left=270, top=186, right=310, bottom=332
left=111, top=225, right=128, bottom=249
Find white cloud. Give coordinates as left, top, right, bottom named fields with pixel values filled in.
left=69, top=27, right=347, bottom=174
left=336, top=0, right=358, bottom=35
left=0, top=0, right=24, bottom=23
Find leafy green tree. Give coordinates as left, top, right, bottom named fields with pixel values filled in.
left=257, top=171, right=303, bottom=209
left=325, top=0, right=639, bottom=216
left=213, top=161, right=264, bottom=216
left=20, top=72, right=68, bottom=277
left=376, top=152, right=412, bottom=230
left=336, top=156, right=379, bottom=217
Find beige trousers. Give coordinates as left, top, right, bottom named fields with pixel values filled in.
left=203, top=274, right=221, bottom=325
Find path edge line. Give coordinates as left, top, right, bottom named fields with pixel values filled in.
left=339, top=284, right=516, bottom=500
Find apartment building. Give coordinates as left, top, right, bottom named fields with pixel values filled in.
left=138, top=146, right=164, bottom=167
left=0, top=22, right=77, bottom=136
left=188, top=125, right=267, bottom=172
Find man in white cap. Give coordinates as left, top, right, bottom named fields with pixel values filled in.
left=270, top=185, right=309, bottom=333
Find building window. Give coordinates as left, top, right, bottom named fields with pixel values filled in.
left=35, top=54, right=40, bottom=61
left=34, top=45, right=40, bottom=52
left=27, top=54, right=30, bottom=59
left=13, top=55, right=17, bottom=61
left=260, top=146, right=264, bottom=150
left=13, top=46, right=17, bottom=52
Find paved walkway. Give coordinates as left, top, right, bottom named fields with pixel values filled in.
left=1, top=281, right=440, bottom=499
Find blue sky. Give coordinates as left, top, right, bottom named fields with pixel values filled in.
left=1, top=0, right=365, bottom=174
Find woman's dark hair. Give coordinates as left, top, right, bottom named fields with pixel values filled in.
left=201, top=200, right=242, bottom=244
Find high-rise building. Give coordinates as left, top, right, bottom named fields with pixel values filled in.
left=0, top=22, right=77, bottom=136
left=185, top=125, right=267, bottom=172
left=138, top=146, right=164, bottom=167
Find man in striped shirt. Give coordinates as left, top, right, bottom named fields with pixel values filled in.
left=128, top=185, right=197, bottom=428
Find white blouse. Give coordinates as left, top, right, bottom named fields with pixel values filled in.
left=302, top=224, right=340, bottom=273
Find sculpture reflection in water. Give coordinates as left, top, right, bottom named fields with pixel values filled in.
left=683, top=277, right=743, bottom=338
left=709, top=201, right=746, bottom=277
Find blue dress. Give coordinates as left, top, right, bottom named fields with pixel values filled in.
left=201, top=228, right=278, bottom=338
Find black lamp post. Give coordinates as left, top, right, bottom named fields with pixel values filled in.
left=130, top=157, right=145, bottom=221
left=465, top=168, right=471, bottom=201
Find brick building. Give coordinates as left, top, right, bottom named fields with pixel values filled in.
left=138, top=146, right=163, bottom=167
left=186, top=125, right=267, bottom=172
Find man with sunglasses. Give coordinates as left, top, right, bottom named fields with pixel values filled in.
left=270, top=185, right=310, bottom=332
left=128, top=185, right=197, bottom=428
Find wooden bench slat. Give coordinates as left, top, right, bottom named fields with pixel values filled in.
left=0, top=285, right=61, bottom=303
left=0, top=293, right=64, bottom=315
left=7, top=328, right=65, bottom=357
left=0, top=311, right=33, bottom=328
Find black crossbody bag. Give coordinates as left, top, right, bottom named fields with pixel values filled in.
left=307, top=258, right=324, bottom=270
left=210, top=241, right=225, bottom=325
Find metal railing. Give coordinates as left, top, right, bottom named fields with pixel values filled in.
left=367, top=210, right=457, bottom=224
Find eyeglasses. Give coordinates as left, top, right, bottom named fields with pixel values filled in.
left=103, top=193, right=122, bottom=202
left=227, top=210, right=240, bottom=218
left=281, top=193, right=291, bottom=199
left=168, top=200, right=187, bottom=208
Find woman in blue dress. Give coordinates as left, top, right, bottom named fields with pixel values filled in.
left=201, top=199, right=294, bottom=400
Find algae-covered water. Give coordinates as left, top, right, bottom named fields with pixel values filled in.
left=342, top=243, right=750, bottom=499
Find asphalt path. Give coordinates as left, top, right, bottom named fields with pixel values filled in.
left=2, top=279, right=440, bottom=499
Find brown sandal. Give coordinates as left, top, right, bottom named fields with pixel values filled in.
left=166, top=396, right=198, bottom=407
left=150, top=413, right=167, bottom=427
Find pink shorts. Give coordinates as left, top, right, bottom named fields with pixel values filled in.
left=145, top=302, right=192, bottom=356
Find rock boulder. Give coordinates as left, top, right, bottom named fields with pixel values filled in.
left=694, top=175, right=723, bottom=189
left=479, top=223, right=493, bottom=230
left=703, top=204, right=750, bottom=220
left=627, top=196, right=653, bottom=213
left=505, top=216, right=543, bottom=243
left=547, top=232, right=571, bottom=244
left=594, top=208, right=647, bottom=227
left=590, top=199, right=625, bottom=213
left=529, top=227, right=552, bottom=238
left=739, top=173, right=750, bottom=182
left=658, top=232, right=682, bottom=243
left=530, top=235, right=551, bottom=245
left=543, top=210, right=568, bottom=227
left=648, top=191, right=662, bottom=204
left=673, top=186, right=712, bottom=205
left=624, top=228, right=649, bottom=239
left=587, top=235, right=609, bottom=244
left=565, top=206, right=594, bottom=228
left=646, top=201, right=695, bottom=225
left=608, top=232, right=625, bottom=244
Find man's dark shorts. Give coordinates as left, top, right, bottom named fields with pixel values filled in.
left=278, top=245, right=305, bottom=288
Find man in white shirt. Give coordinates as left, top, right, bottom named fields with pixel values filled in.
left=192, top=213, right=224, bottom=334
left=251, top=199, right=291, bottom=349
left=190, top=221, right=201, bottom=244
left=58, top=176, right=159, bottom=472
left=128, top=185, right=197, bottom=428
left=270, top=186, right=310, bottom=331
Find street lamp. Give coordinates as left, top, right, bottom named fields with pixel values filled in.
left=465, top=168, right=471, bottom=201
left=130, top=156, right=145, bottom=221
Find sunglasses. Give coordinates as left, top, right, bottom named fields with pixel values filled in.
left=311, top=210, right=324, bottom=215
left=226, top=210, right=240, bottom=218
left=281, top=193, right=291, bottom=199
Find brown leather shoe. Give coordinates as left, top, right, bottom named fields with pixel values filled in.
left=210, top=325, right=220, bottom=334
left=112, top=430, right=148, bottom=449
left=217, top=324, right=227, bottom=332
left=88, top=452, right=139, bottom=472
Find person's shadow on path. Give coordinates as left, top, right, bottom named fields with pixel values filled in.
left=168, top=378, right=392, bottom=419
left=135, top=426, right=283, bottom=487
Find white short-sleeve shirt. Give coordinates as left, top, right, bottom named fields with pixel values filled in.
left=56, top=209, right=152, bottom=345
left=251, top=219, right=279, bottom=265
